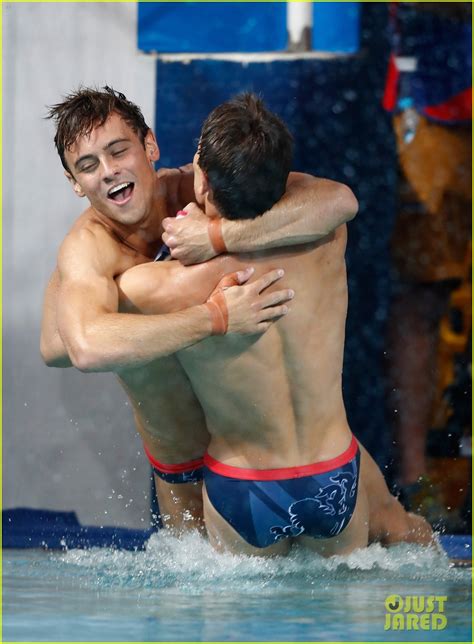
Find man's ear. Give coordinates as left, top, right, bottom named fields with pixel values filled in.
left=194, top=162, right=210, bottom=199
left=65, top=171, right=85, bottom=198
left=145, top=129, right=160, bottom=163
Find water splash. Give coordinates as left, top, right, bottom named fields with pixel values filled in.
left=52, top=530, right=467, bottom=591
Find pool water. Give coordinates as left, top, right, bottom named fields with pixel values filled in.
left=3, top=532, right=471, bottom=642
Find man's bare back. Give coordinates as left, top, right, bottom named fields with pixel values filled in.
left=178, top=230, right=350, bottom=469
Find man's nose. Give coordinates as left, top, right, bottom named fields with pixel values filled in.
left=101, top=159, right=120, bottom=182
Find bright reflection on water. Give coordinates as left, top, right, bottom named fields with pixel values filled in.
left=3, top=532, right=471, bottom=642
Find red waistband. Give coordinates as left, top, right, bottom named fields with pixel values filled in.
left=143, top=444, right=204, bottom=474
left=204, top=435, right=358, bottom=481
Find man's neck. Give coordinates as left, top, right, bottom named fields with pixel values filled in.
left=93, top=176, right=170, bottom=259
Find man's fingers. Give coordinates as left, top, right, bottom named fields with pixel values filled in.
left=235, top=267, right=255, bottom=285
left=169, top=247, right=181, bottom=259
left=256, top=289, right=294, bottom=310
left=222, top=269, right=293, bottom=335
left=183, top=202, right=201, bottom=215
left=162, top=229, right=177, bottom=247
left=256, top=321, right=272, bottom=334
left=215, top=272, right=241, bottom=290
left=257, top=304, right=290, bottom=322
left=162, top=217, right=173, bottom=232
left=214, top=267, right=254, bottom=291
left=252, top=269, right=285, bottom=294
left=163, top=236, right=178, bottom=249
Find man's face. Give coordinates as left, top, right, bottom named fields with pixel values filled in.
left=64, top=113, right=159, bottom=226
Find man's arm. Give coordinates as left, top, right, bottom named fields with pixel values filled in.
left=222, top=173, right=358, bottom=249
left=44, top=226, right=291, bottom=372
left=117, top=256, right=242, bottom=317
left=40, top=260, right=219, bottom=369
left=162, top=173, right=358, bottom=264
left=40, top=269, right=73, bottom=367
left=56, top=228, right=213, bottom=372
left=117, top=256, right=231, bottom=315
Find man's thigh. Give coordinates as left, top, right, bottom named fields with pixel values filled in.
left=155, top=477, right=205, bottom=534
left=358, top=442, right=434, bottom=546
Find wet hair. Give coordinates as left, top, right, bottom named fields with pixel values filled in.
left=198, top=93, right=293, bottom=220
left=46, top=86, right=150, bottom=172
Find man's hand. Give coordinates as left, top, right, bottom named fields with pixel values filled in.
left=162, top=203, right=217, bottom=265
left=205, top=267, right=294, bottom=335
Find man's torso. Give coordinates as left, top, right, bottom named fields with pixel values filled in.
left=176, top=226, right=351, bottom=468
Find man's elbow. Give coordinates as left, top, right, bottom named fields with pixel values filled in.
left=69, top=344, right=102, bottom=372
left=40, top=331, right=74, bottom=368
left=338, top=183, right=359, bottom=223
left=41, top=349, right=59, bottom=368
left=63, top=336, right=105, bottom=372
left=40, top=338, right=65, bottom=368
left=40, top=337, right=52, bottom=366
left=68, top=336, right=122, bottom=372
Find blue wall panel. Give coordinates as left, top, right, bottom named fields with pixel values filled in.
left=138, top=2, right=287, bottom=53
left=312, top=2, right=360, bottom=53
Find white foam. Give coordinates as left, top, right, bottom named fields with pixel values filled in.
left=54, top=530, right=466, bottom=592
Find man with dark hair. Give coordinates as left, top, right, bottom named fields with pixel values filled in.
left=116, top=94, right=434, bottom=555
left=41, top=86, right=358, bottom=532
left=198, top=93, right=293, bottom=219
left=50, top=86, right=150, bottom=173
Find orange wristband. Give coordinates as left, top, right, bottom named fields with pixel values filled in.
left=208, top=218, right=227, bottom=255
left=204, top=291, right=228, bottom=335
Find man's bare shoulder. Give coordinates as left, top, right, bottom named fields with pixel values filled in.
left=156, top=165, right=195, bottom=213
left=58, top=210, right=123, bottom=278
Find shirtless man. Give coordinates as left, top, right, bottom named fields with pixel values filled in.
left=40, top=86, right=358, bottom=533
left=116, top=94, right=434, bottom=555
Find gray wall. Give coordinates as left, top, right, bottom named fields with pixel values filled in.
left=3, top=2, right=157, bottom=528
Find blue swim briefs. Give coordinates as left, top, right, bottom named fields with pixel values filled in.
left=204, top=436, right=360, bottom=548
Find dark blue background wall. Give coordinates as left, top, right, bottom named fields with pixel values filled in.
left=153, top=5, right=397, bottom=472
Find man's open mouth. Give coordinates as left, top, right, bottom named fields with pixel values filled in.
left=107, top=182, right=134, bottom=203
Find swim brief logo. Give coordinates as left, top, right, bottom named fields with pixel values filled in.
left=270, top=471, right=356, bottom=541
left=313, top=471, right=357, bottom=516
left=384, top=595, right=447, bottom=631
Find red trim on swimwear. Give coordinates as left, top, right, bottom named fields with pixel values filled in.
left=144, top=444, right=204, bottom=474
left=204, top=435, right=358, bottom=481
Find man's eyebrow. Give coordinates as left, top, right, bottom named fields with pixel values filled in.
left=74, top=139, right=131, bottom=169
left=104, top=138, right=131, bottom=150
